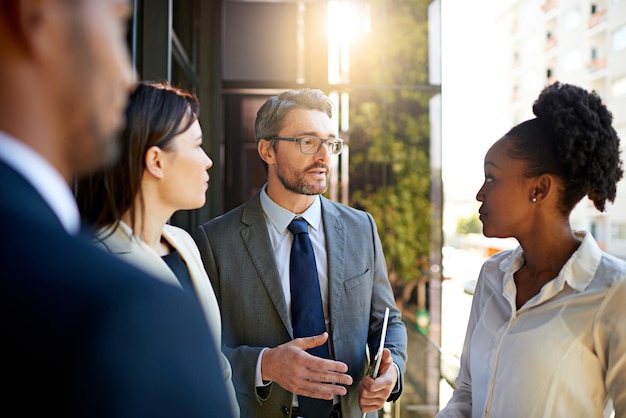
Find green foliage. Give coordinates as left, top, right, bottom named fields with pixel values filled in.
left=347, top=0, right=434, bottom=283
left=456, top=214, right=482, bottom=235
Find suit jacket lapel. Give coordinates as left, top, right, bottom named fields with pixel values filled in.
left=241, top=194, right=293, bottom=337
left=96, top=223, right=181, bottom=289
left=163, top=225, right=223, bottom=343
left=321, top=198, right=346, bottom=337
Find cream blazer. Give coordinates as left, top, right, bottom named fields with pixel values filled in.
left=95, top=221, right=239, bottom=417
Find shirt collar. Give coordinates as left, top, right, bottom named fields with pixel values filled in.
left=499, top=230, right=603, bottom=292
left=0, top=130, right=80, bottom=235
left=259, top=184, right=322, bottom=233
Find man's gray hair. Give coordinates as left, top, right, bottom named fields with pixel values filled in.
left=254, top=89, right=334, bottom=144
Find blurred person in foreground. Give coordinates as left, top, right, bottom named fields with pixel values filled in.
left=76, top=81, right=239, bottom=416
left=0, top=1, right=234, bottom=417
left=436, top=82, right=626, bottom=418
left=194, top=88, right=407, bottom=418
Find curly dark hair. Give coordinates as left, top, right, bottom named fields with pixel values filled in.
left=505, top=82, right=623, bottom=215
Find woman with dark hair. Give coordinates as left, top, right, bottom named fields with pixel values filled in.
left=437, top=82, right=626, bottom=417
left=77, top=81, right=239, bottom=416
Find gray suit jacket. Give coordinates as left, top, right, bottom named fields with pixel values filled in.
left=195, top=192, right=407, bottom=418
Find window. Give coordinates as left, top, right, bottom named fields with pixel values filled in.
left=564, top=49, right=583, bottom=72
left=611, top=223, right=626, bottom=240
left=612, top=74, right=626, bottom=97
left=564, top=7, right=581, bottom=30
left=612, top=25, right=626, bottom=51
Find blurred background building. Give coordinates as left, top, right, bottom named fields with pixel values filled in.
left=500, top=0, right=626, bottom=258
left=442, top=0, right=626, bottom=260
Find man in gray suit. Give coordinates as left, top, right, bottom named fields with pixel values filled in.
left=195, top=88, right=407, bottom=418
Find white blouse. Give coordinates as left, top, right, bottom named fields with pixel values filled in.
left=437, top=231, right=626, bottom=418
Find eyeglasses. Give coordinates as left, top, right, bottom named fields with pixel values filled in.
left=269, top=136, right=344, bottom=155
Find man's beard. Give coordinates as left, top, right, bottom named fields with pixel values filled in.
left=276, top=162, right=330, bottom=196
left=69, top=116, right=122, bottom=176
left=63, top=11, right=124, bottom=176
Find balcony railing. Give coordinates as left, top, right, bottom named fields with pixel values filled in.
left=545, top=37, right=557, bottom=51
left=589, top=9, right=607, bottom=28
left=542, top=0, right=558, bottom=12
left=588, top=56, right=608, bottom=71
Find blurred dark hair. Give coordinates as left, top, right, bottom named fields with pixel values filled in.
left=76, top=81, right=199, bottom=232
left=505, top=82, right=623, bottom=215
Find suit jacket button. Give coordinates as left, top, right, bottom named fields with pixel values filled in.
left=281, top=406, right=290, bottom=416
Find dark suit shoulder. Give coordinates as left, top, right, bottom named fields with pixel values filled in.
left=1, top=166, right=234, bottom=418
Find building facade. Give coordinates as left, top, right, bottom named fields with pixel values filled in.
left=493, top=0, right=626, bottom=258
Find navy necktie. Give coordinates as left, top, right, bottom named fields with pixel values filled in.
left=288, top=218, right=333, bottom=417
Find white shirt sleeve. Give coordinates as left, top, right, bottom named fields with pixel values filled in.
left=255, top=347, right=272, bottom=387
left=595, top=278, right=626, bottom=416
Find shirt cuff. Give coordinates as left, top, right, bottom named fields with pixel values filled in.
left=391, top=362, right=401, bottom=393
left=255, top=347, right=272, bottom=387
